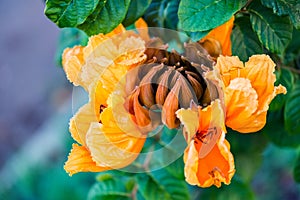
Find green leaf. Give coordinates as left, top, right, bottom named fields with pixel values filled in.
left=78, top=0, right=131, bottom=35
left=163, top=157, right=185, bottom=180
left=143, top=0, right=180, bottom=30
left=178, top=0, right=246, bottom=32
left=186, top=30, right=211, bottom=42
left=45, top=0, right=98, bottom=27
left=54, top=28, right=88, bottom=66
left=165, top=0, right=180, bottom=30
left=270, top=68, right=294, bottom=111
left=249, top=0, right=293, bottom=54
left=137, top=169, right=189, bottom=200
left=227, top=129, right=267, bottom=182
left=199, top=176, right=255, bottom=200
left=231, top=16, right=264, bottom=62
left=88, top=172, right=132, bottom=200
left=293, top=150, right=300, bottom=183
left=122, top=0, right=152, bottom=27
left=284, top=80, right=300, bottom=135
left=263, top=110, right=300, bottom=148
left=283, top=28, right=300, bottom=64
left=261, top=0, right=300, bottom=29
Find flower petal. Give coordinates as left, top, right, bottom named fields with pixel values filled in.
left=69, top=102, right=98, bottom=146
left=202, top=17, right=234, bottom=56
left=225, top=77, right=261, bottom=132
left=86, top=123, right=145, bottom=169
left=244, top=55, right=286, bottom=112
left=64, top=144, right=111, bottom=176
left=86, top=107, right=146, bottom=169
left=176, top=108, right=199, bottom=143
left=62, top=46, right=85, bottom=86
left=215, top=55, right=244, bottom=87
left=184, top=132, right=235, bottom=188
left=184, top=142, right=200, bottom=185
left=135, top=18, right=150, bottom=41
left=81, top=36, right=146, bottom=92
left=116, top=36, right=147, bottom=69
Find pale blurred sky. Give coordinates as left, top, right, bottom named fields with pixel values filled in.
left=0, top=0, right=70, bottom=166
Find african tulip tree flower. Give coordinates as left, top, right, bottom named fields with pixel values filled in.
left=176, top=100, right=235, bottom=188
left=62, top=23, right=149, bottom=175
left=214, top=55, right=287, bottom=133
left=61, top=16, right=286, bottom=190
left=62, top=20, right=217, bottom=175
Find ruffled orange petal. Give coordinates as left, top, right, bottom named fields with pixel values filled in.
left=215, top=55, right=244, bottom=87
left=69, top=102, right=98, bottom=145
left=83, top=24, right=125, bottom=60
left=81, top=36, right=146, bottom=92
left=176, top=108, right=199, bottom=143
left=244, top=55, right=287, bottom=112
left=62, top=46, right=85, bottom=86
left=86, top=107, right=145, bottom=169
left=64, top=144, right=111, bottom=176
left=176, top=100, right=226, bottom=157
left=202, top=17, right=234, bottom=56
left=86, top=123, right=145, bottom=169
left=135, top=18, right=150, bottom=42
left=225, top=78, right=261, bottom=132
left=116, top=36, right=147, bottom=69
left=184, top=132, right=235, bottom=188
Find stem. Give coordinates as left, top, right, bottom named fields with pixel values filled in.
left=130, top=184, right=138, bottom=200
left=282, top=66, right=300, bottom=75
left=142, top=145, right=154, bottom=171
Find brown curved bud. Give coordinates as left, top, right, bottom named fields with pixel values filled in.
left=133, top=88, right=151, bottom=128
left=186, top=73, right=203, bottom=100
left=199, top=38, right=222, bottom=58
left=178, top=77, right=197, bottom=108
left=124, top=88, right=137, bottom=115
left=156, top=69, right=172, bottom=105
left=200, top=88, right=211, bottom=106
left=139, top=65, right=163, bottom=108
left=162, top=79, right=180, bottom=129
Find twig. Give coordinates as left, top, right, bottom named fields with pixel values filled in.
left=282, top=66, right=300, bottom=75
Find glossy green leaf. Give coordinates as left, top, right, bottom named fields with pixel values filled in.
left=165, top=0, right=180, bottom=30
left=263, top=110, right=300, bottom=148
left=199, top=176, right=255, bottom=200
left=186, top=30, right=211, bottom=42
left=143, top=0, right=179, bottom=30
left=249, top=0, right=293, bottom=54
left=178, top=0, right=246, bottom=32
left=54, top=28, right=88, bottom=66
left=231, top=16, right=264, bottom=62
left=78, top=0, right=131, bottom=35
left=293, top=150, right=300, bottom=183
left=261, top=0, right=300, bottom=29
left=45, top=0, right=98, bottom=27
left=284, top=28, right=300, bottom=64
left=284, top=80, right=300, bottom=135
left=122, top=0, right=152, bottom=27
left=137, top=169, right=189, bottom=200
left=270, top=68, right=294, bottom=111
left=88, top=173, right=132, bottom=200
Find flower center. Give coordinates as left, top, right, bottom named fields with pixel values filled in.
left=125, top=44, right=215, bottom=130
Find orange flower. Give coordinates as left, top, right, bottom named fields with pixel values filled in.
left=212, top=55, right=287, bottom=133
left=62, top=21, right=149, bottom=175
left=176, top=100, right=235, bottom=188
left=200, top=17, right=234, bottom=57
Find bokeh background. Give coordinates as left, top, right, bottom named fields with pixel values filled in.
left=0, top=1, right=94, bottom=199
left=0, top=1, right=299, bottom=200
